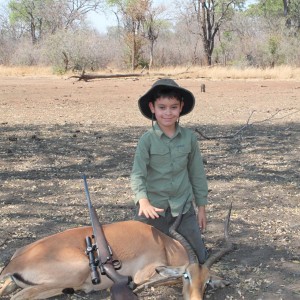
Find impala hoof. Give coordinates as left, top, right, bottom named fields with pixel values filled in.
left=0, top=276, right=19, bottom=296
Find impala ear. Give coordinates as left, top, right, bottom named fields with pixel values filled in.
left=155, top=266, right=185, bottom=278
left=206, top=274, right=231, bottom=289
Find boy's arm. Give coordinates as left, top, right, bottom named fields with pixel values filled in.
left=188, top=133, right=208, bottom=206
left=131, top=137, right=149, bottom=204
left=198, top=205, right=207, bottom=231
left=131, top=136, right=164, bottom=218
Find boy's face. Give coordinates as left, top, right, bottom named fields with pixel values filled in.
left=149, top=96, right=184, bottom=129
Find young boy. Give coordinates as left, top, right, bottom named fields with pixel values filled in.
left=131, top=78, right=208, bottom=263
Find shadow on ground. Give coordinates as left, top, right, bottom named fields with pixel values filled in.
left=0, top=121, right=299, bottom=299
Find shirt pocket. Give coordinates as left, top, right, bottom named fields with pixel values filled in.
left=149, top=148, right=170, bottom=169
left=173, top=146, right=191, bottom=169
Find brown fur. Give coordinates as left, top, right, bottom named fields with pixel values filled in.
left=0, top=221, right=192, bottom=299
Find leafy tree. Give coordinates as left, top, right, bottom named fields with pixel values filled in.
left=8, top=0, right=44, bottom=44
left=282, top=0, right=300, bottom=30
left=247, top=0, right=300, bottom=31
left=8, top=0, right=103, bottom=44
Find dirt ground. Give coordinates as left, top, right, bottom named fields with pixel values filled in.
left=0, top=75, right=299, bottom=300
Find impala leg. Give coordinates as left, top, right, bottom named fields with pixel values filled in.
left=133, top=262, right=165, bottom=285
left=0, top=276, right=19, bottom=296
left=10, top=284, right=71, bottom=300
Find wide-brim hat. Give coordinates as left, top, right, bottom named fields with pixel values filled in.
left=138, top=78, right=195, bottom=120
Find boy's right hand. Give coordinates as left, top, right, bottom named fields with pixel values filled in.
left=138, top=198, right=164, bottom=219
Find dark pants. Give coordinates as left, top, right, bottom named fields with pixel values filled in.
left=135, top=205, right=208, bottom=264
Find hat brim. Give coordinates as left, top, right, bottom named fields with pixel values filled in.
left=138, top=84, right=195, bottom=120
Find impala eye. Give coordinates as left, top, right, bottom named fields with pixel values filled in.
left=183, top=273, right=189, bottom=280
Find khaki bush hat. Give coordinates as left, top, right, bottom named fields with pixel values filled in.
left=138, top=78, right=195, bottom=120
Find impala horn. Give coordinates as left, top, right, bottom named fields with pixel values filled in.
left=203, top=202, right=234, bottom=268
left=169, top=200, right=198, bottom=264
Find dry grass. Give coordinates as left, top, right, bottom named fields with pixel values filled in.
left=151, top=65, right=300, bottom=80
left=1, top=65, right=300, bottom=80
left=0, top=66, right=54, bottom=77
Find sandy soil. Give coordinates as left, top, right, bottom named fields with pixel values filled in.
left=0, top=75, right=299, bottom=300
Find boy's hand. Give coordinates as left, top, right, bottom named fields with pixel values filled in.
left=198, top=206, right=207, bottom=232
left=138, top=198, right=164, bottom=219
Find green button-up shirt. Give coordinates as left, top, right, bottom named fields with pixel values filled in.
left=131, top=123, right=208, bottom=216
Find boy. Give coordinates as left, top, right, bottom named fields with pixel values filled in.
left=131, top=78, right=208, bottom=263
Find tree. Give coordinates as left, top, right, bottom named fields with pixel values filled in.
left=8, top=0, right=103, bottom=44
left=288, top=0, right=300, bottom=31
left=63, top=0, right=104, bottom=29
left=44, top=28, right=112, bottom=73
left=278, top=0, right=300, bottom=30
left=8, top=0, right=44, bottom=44
left=142, top=4, right=168, bottom=68
left=0, top=2, right=16, bottom=64
left=245, top=0, right=300, bottom=66
left=178, top=0, right=246, bottom=66
left=247, top=0, right=300, bottom=31
left=108, top=0, right=152, bottom=70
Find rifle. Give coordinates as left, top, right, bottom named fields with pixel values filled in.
left=82, top=174, right=138, bottom=300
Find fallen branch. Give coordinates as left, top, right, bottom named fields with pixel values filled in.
left=195, top=108, right=299, bottom=140
left=68, top=71, right=145, bottom=82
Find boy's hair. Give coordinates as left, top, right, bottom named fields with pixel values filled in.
left=152, top=88, right=183, bottom=103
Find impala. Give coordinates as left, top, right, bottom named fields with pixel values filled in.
left=0, top=205, right=233, bottom=300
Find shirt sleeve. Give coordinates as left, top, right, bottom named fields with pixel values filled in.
left=130, top=135, right=149, bottom=205
left=188, top=132, right=208, bottom=206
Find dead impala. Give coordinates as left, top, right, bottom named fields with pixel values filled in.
left=0, top=205, right=233, bottom=300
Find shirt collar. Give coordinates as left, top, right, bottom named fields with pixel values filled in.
left=152, top=122, right=182, bottom=139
